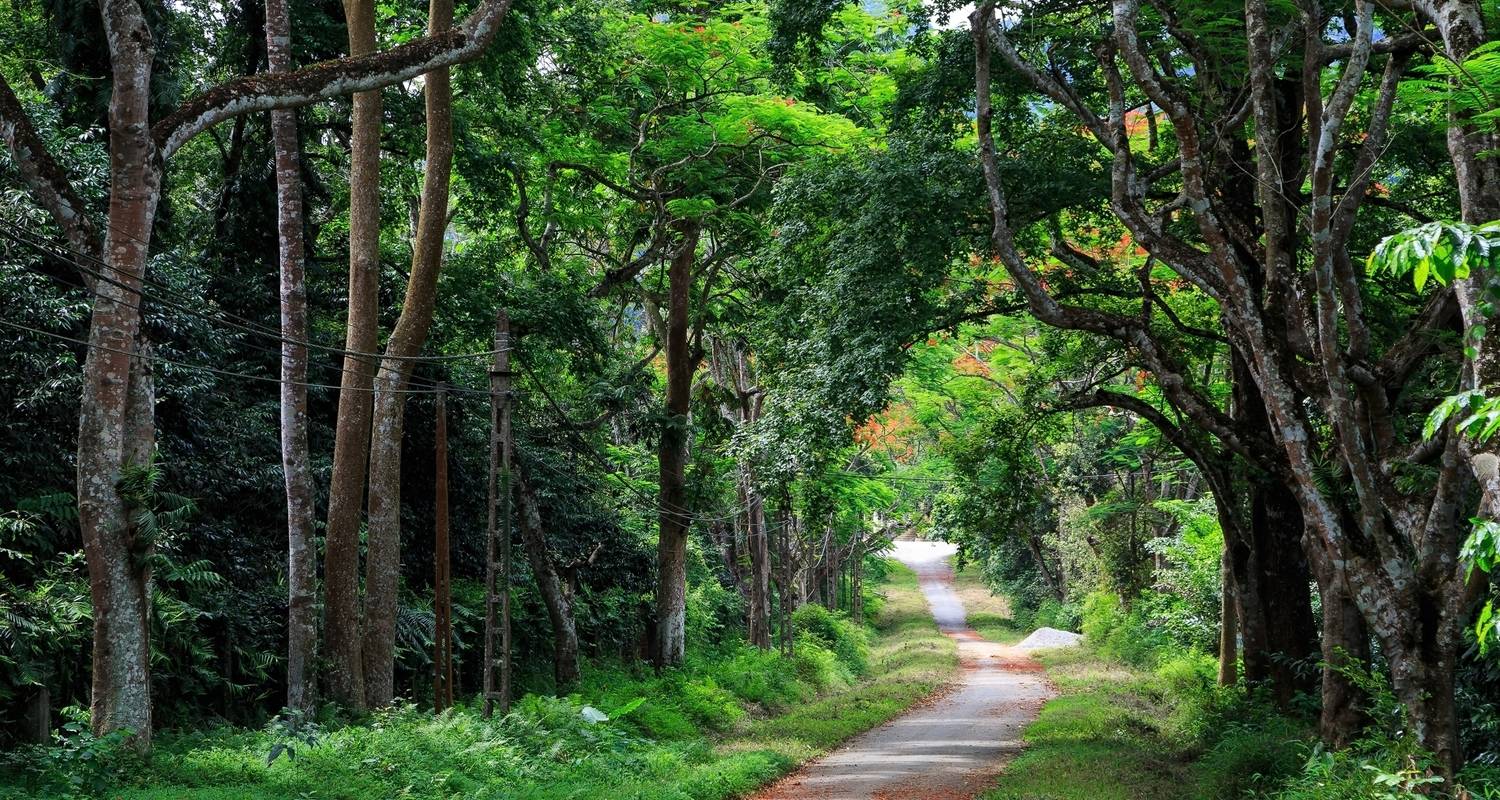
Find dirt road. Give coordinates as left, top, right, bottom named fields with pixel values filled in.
left=752, top=540, right=1053, bottom=800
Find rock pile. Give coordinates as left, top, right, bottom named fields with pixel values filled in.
left=1017, top=627, right=1083, bottom=649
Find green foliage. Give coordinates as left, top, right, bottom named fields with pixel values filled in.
left=262, top=709, right=322, bottom=766
left=1367, top=221, right=1500, bottom=292
left=790, top=603, right=870, bottom=676
left=985, top=647, right=1304, bottom=800
left=0, top=715, right=140, bottom=799
left=2, top=562, right=945, bottom=800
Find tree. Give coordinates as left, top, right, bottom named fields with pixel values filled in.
left=361, top=0, right=459, bottom=710
left=263, top=0, right=316, bottom=715
left=0, top=0, right=518, bottom=746
left=970, top=0, right=1489, bottom=771
left=321, top=0, right=382, bottom=711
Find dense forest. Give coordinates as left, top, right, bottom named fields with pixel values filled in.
left=1, top=0, right=1498, bottom=798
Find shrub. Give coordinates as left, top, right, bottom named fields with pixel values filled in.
left=1081, top=591, right=1122, bottom=645
left=791, top=640, right=851, bottom=693
left=791, top=604, right=869, bottom=675
left=679, top=676, right=744, bottom=732
left=715, top=647, right=807, bottom=709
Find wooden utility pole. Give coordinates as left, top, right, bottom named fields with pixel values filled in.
left=433, top=384, right=454, bottom=712
left=483, top=312, right=514, bottom=718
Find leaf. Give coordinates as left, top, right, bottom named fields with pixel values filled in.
left=609, top=697, right=647, bottom=719
left=1477, top=601, right=1494, bottom=655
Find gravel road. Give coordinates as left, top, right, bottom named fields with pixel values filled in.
left=751, top=540, right=1054, bottom=800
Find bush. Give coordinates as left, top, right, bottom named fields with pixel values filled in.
left=715, top=647, right=808, bottom=709
left=1081, top=591, right=1122, bottom=644
left=1032, top=597, right=1081, bottom=631
left=791, top=604, right=869, bottom=676
left=791, top=640, right=852, bottom=693
left=678, top=676, right=745, bottom=732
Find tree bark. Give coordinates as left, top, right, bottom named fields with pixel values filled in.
left=362, top=0, right=456, bottom=708
left=653, top=219, right=701, bottom=668
left=516, top=471, right=581, bottom=690
left=76, top=0, right=163, bottom=751
left=1315, top=569, right=1370, bottom=748
left=321, top=0, right=381, bottom=711
left=265, top=0, right=317, bottom=715
left=1248, top=479, right=1317, bottom=705
left=1217, top=542, right=1238, bottom=687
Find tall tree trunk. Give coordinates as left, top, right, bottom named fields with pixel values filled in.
left=653, top=220, right=700, bottom=668
left=746, top=484, right=771, bottom=648
left=362, top=0, right=456, bottom=708
left=80, top=0, right=162, bottom=750
left=1217, top=542, right=1238, bottom=687
left=516, top=471, right=581, bottom=690
left=322, top=0, right=382, bottom=710
left=265, top=0, right=317, bottom=714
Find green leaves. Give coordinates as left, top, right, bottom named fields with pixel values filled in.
left=1462, top=520, right=1500, bottom=655
left=1366, top=221, right=1500, bottom=292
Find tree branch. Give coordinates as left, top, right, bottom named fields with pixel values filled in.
left=0, top=75, right=101, bottom=264
left=153, top=0, right=515, bottom=158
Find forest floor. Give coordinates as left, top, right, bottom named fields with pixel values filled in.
left=751, top=541, right=1053, bottom=800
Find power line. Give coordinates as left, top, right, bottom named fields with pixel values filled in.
left=0, top=317, right=459, bottom=395
left=0, top=246, right=461, bottom=395
left=0, top=223, right=499, bottom=398
left=0, top=217, right=511, bottom=365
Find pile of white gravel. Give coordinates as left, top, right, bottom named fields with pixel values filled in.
left=1016, top=627, right=1084, bottom=649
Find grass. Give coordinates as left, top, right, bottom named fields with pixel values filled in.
left=953, top=563, right=1027, bottom=644
left=981, top=647, right=1307, bottom=800
left=2, top=560, right=956, bottom=800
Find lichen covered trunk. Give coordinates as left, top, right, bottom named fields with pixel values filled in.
left=361, top=0, right=455, bottom=708
left=80, top=0, right=164, bottom=751
left=265, top=0, right=317, bottom=714
left=322, top=0, right=382, bottom=710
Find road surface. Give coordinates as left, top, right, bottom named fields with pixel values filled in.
left=752, top=540, right=1053, bottom=800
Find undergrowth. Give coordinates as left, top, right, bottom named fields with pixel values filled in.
left=986, top=590, right=1500, bottom=800
left=0, top=560, right=955, bottom=800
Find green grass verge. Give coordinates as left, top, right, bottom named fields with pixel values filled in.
left=982, top=647, right=1306, bottom=800
left=953, top=563, right=1026, bottom=645
left=6, top=561, right=954, bottom=800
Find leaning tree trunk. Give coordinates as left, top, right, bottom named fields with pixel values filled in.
left=361, top=0, right=455, bottom=708
left=516, top=472, right=581, bottom=690
left=322, top=0, right=383, bottom=710
left=264, top=0, right=317, bottom=714
left=653, top=220, right=700, bottom=668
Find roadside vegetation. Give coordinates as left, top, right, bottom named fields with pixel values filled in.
left=0, top=561, right=954, bottom=800
left=980, top=588, right=1500, bottom=800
